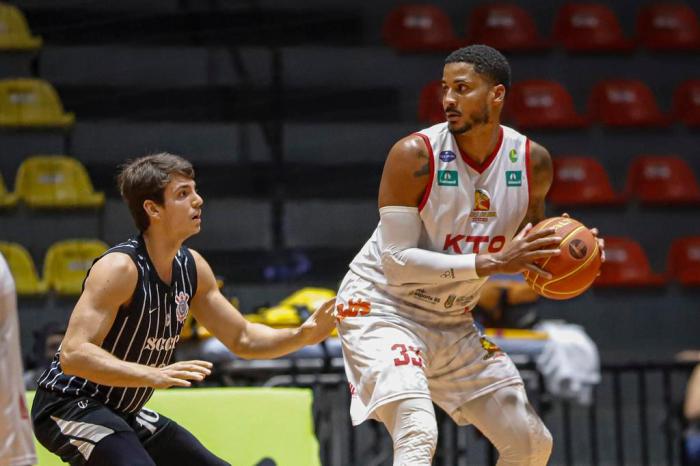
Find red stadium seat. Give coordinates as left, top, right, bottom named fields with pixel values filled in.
left=505, top=80, right=588, bottom=129
left=625, top=155, right=700, bottom=205
left=418, top=80, right=444, bottom=124
left=668, top=237, right=700, bottom=286
left=383, top=5, right=463, bottom=52
left=553, top=3, right=634, bottom=52
left=674, top=80, right=700, bottom=127
left=548, top=157, right=624, bottom=206
left=589, top=79, right=669, bottom=127
left=637, top=3, right=700, bottom=51
left=466, top=3, right=548, bottom=52
left=595, top=237, right=665, bottom=287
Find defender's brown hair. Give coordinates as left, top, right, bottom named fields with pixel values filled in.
left=117, top=153, right=195, bottom=232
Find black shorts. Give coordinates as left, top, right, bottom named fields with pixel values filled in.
left=31, top=388, right=230, bottom=466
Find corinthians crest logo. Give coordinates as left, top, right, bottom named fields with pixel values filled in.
left=174, top=291, right=190, bottom=324
left=469, top=188, right=497, bottom=223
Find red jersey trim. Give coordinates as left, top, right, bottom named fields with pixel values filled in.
left=525, top=138, right=532, bottom=206
left=414, top=132, right=435, bottom=212
left=458, top=126, right=504, bottom=174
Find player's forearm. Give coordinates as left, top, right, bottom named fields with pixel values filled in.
left=381, top=247, right=484, bottom=285
left=229, top=322, right=307, bottom=360
left=60, top=342, right=157, bottom=388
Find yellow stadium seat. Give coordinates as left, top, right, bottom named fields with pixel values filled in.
left=15, top=155, right=104, bottom=208
left=43, top=239, right=108, bottom=295
left=0, top=241, right=46, bottom=295
left=278, top=287, right=335, bottom=311
left=261, top=305, right=301, bottom=327
left=0, top=79, right=73, bottom=128
left=0, top=171, right=17, bottom=207
left=258, top=288, right=335, bottom=327
left=0, top=3, right=42, bottom=51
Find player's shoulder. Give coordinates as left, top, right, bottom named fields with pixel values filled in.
left=91, top=252, right=137, bottom=280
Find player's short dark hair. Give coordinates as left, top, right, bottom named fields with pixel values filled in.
left=445, top=44, right=511, bottom=90
left=118, top=153, right=194, bottom=232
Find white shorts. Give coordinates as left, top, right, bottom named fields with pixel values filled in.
left=337, top=270, right=522, bottom=426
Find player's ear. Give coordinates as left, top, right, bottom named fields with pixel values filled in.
left=143, top=200, right=161, bottom=220
left=492, top=84, right=506, bottom=105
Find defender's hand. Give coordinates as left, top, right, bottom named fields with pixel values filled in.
left=492, top=223, right=562, bottom=279
left=151, top=360, right=212, bottom=388
left=298, top=298, right=337, bottom=346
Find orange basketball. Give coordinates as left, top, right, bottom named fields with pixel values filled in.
left=524, top=216, right=601, bottom=300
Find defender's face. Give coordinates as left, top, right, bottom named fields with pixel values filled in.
left=161, top=174, right=203, bottom=238
left=441, top=62, right=503, bottom=135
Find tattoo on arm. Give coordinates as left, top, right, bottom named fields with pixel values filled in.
left=413, top=150, right=430, bottom=178
left=413, top=162, right=430, bottom=178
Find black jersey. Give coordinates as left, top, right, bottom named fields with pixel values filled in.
left=37, top=235, right=198, bottom=414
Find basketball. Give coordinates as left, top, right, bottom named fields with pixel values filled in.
left=524, top=216, right=601, bottom=300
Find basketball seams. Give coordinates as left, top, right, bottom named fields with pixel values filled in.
left=528, top=217, right=567, bottom=287
left=530, top=219, right=583, bottom=288
left=540, top=241, right=600, bottom=293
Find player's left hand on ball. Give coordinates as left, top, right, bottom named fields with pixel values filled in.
left=299, top=297, right=337, bottom=345
left=562, top=212, right=605, bottom=263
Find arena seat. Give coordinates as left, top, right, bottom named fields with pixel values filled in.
left=553, top=3, right=634, bottom=52
left=43, top=239, right=108, bottom=295
left=418, top=80, right=444, bottom=124
left=0, top=171, right=17, bottom=207
left=0, top=79, right=74, bottom=128
left=589, top=79, right=669, bottom=127
left=505, top=80, right=588, bottom=129
left=0, top=3, right=42, bottom=51
left=674, top=80, right=700, bottom=127
left=465, top=3, right=548, bottom=52
left=625, top=156, right=700, bottom=205
left=548, top=157, right=623, bottom=206
left=594, top=237, right=665, bottom=287
left=382, top=4, right=463, bottom=52
left=637, top=3, right=700, bottom=51
left=668, top=237, right=700, bottom=286
left=0, top=241, right=47, bottom=295
left=14, top=155, right=105, bottom=208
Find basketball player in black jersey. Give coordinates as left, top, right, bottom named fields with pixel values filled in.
left=31, top=153, right=337, bottom=466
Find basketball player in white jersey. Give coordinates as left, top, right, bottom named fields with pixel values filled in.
left=337, top=45, right=605, bottom=465
left=0, top=252, right=37, bottom=466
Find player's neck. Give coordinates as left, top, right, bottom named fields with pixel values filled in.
left=142, top=229, right=182, bottom=284
left=454, top=123, right=501, bottom=165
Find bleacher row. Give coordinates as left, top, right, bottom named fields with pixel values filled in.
left=0, top=153, right=699, bottom=293
left=383, top=3, right=700, bottom=53
left=422, top=78, right=700, bottom=128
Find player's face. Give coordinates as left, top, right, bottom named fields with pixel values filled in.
left=161, top=174, right=203, bottom=239
left=441, top=62, right=502, bottom=135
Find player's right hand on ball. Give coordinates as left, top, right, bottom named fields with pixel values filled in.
left=151, top=360, right=213, bottom=388
left=493, top=223, right=561, bottom=279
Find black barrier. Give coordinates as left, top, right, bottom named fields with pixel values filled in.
left=230, top=360, right=695, bottom=465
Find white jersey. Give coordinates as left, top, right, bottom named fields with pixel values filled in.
left=0, top=254, right=37, bottom=466
left=350, top=123, right=530, bottom=314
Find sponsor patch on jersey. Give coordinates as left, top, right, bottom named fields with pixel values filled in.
left=336, top=298, right=371, bottom=319
left=437, top=170, right=458, bottom=186
left=509, top=148, right=518, bottom=163
left=469, top=188, right=497, bottom=222
left=174, top=291, right=190, bottom=324
left=409, top=288, right=441, bottom=305
left=506, top=170, right=522, bottom=187
left=439, top=150, right=456, bottom=162
left=480, top=336, right=504, bottom=360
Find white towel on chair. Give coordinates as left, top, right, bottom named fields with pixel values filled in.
left=535, top=320, right=601, bottom=405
